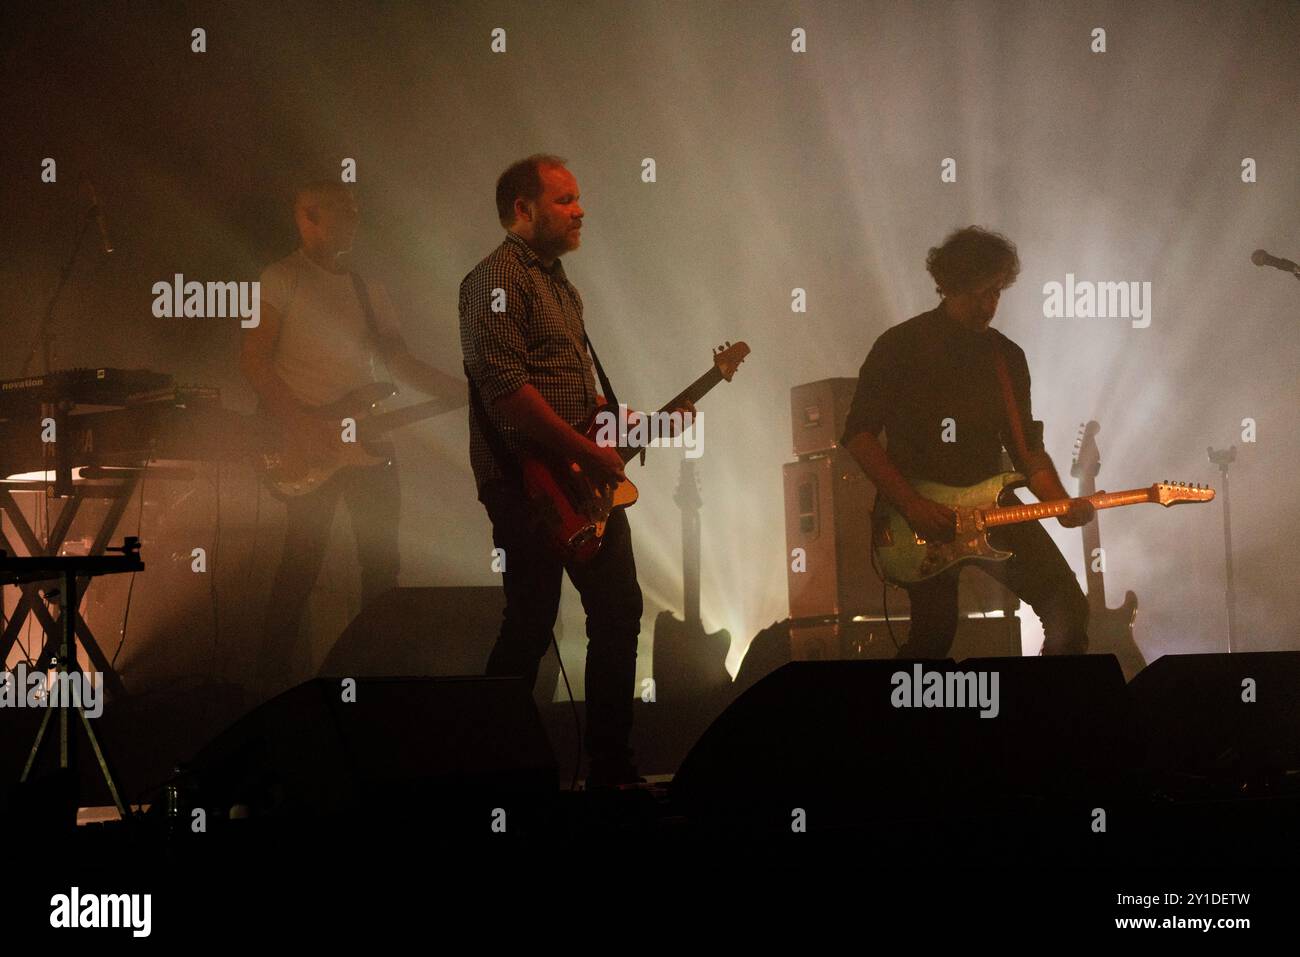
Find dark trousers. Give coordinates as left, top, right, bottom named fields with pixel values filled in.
left=479, top=480, right=643, bottom=772
left=898, top=518, right=1090, bottom=659
left=257, top=463, right=401, bottom=697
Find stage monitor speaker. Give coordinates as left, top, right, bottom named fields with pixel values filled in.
left=784, top=452, right=1018, bottom=619
left=673, top=655, right=1135, bottom=831
left=188, top=676, right=557, bottom=822
left=790, top=378, right=858, bottom=457
left=1127, top=651, right=1300, bottom=795
left=320, top=586, right=560, bottom=705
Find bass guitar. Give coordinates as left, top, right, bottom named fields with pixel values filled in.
left=256, top=381, right=456, bottom=499
left=1070, top=421, right=1145, bottom=678
left=518, top=341, right=749, bottom=563
left=872, top=471, right=1214, bottom=585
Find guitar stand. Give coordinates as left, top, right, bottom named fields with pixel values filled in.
left=1207, top=445, right=1237, bottom=653
left=2, top=540, right=143, bottom=821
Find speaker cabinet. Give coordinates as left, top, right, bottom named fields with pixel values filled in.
left=189, top=676, right=557, bottom=821
left=784, top=451, right=879, bottom=618
left=790, top=377, right=858, bottom=457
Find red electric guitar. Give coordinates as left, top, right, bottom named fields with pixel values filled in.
left=517, top=340, right=749, bottom=563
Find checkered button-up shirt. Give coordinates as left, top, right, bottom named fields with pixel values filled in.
left=459, top=231, right=600, bottom=490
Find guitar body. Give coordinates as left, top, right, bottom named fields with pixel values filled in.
left=515, top=340, right=750, bottom=564
left=872, top=471, right=1025, bottom=585
left=518, top=408, right=641, bottom=564
left=256, top=382, right=398, bottom=500
left=1087, top=590, right=1144, bottom=679
left=653, top=613, right=732, bottom=691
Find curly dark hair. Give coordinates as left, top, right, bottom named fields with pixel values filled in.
left=495, top=153, right=568, bottom=227
left=925, top=226, right=1021, bottom=296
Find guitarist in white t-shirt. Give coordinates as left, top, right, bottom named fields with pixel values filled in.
left=240, top=180, right=466, bottom=698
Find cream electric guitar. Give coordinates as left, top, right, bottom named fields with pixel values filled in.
left=255, top=382, right=455, bottom=499
left=872, top=471, right=1215, bottom=585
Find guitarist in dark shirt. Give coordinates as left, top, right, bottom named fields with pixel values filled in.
left=842, top=226, right=1094, bottom=658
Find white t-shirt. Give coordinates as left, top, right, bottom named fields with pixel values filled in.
left=258, top=249, right=402, bottom=407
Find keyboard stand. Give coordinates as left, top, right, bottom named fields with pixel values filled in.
left=0, top=473, right=141, bottom=698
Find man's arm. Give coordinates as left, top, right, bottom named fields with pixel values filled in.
left=1022, top=450, right=1094, bottom=527
left=493, top=383, right=623, bottom=480
left=462, top=272, right=622, bottom=483
left=377, top=335, right=468, bottom=408
left=845, top=430, right=955, bottom=541
left=845, top=430, right=924, bottom=514
left=1002, top=349, right=1093, bottom=527
left=840, top=333, right=956, bottom=541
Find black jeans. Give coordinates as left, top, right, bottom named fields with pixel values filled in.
left=898, top=518, right=1090, bottom=659
left=479, top=479, right=643, bottom=771
left=257, top=463, right=401, bottom=697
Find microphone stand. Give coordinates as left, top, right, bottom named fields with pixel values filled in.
left=1207, top=445, right=1237, bottom=653
left=19, top=202, right=97, bottom=377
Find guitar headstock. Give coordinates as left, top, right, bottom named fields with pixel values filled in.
left=1070, top=420, right=1101, bottom=479
left=1150, top=480, right=1216, bottom=507
left=713, top=341, right=750, bottom=382
left=674, top=457, right=702, bottom=511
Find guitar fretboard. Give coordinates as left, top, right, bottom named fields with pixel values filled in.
left=616, top=365, right=725, bottom=465
left=982, top=488, right=1154, bottom=528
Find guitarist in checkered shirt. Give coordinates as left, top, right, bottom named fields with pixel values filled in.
left=459, top=154, right=692, bottom=789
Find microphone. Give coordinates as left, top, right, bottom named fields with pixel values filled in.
left=82, top=179, right=114, bottom=254
left=1251, top=249, right=1298, bottom=276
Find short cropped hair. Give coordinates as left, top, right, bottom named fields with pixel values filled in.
left=926, top=226, right=1021, bottom=296
left=495, top=154, right=567, bottom=227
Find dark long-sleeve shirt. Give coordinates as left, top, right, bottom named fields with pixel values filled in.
left=840, top=305, right=1047, bottom=488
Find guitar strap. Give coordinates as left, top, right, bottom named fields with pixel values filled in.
left=349, top=271, right=395, bottom=377
left=584, top=333, right=619, bottom=409
left=586, top=333, right=643, bottom=465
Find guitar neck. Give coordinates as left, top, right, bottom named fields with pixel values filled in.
left=617, top=366, right=724, bottom=465
left=366, top=398, right=452, bottom=436
left=983, top=488, right=1153, bottom=528
left=659, top=366, right=724, bottom=416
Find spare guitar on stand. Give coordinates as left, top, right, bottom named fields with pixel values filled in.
left=1070, top=421, right=1144, bottom=680
left=652, top=458, right=731, bottom=700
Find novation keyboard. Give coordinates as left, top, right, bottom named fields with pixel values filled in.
left=0, top=367, right=175, bottom=416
